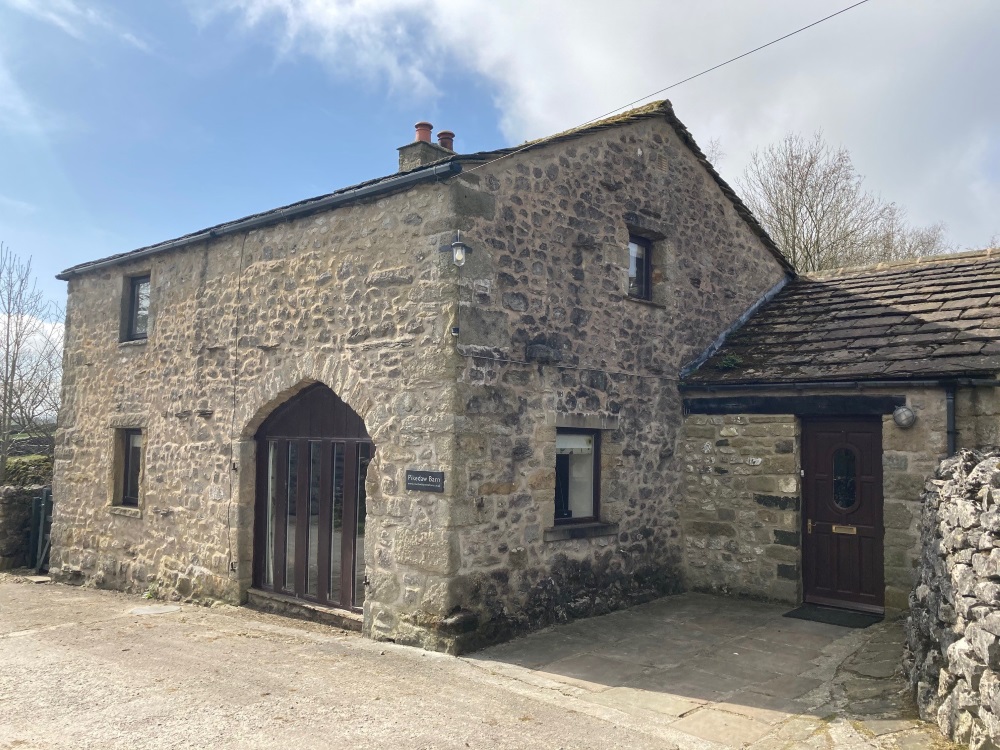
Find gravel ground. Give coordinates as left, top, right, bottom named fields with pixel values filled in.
left=0, top=578, right=679, bottom=750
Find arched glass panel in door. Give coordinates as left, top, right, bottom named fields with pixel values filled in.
left=832, top=447, right=858, bottom=510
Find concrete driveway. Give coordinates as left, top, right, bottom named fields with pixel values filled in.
left=0, top=577, right=949, bottom=749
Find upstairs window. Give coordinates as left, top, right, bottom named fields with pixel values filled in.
left=627, top=235, right=651, bottom=300
left=554, top=429, right=599, bottom=523
left=125, top=275, right=150, bottom=341
left=120, top=429, right=143, bottom=507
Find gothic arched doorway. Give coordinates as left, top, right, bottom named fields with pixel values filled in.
left=253, top=383, right=373, bottom=611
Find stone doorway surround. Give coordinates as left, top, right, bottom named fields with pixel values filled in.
left=233, top=374, right=382, bottom=606
left=680, top=393, right=956, bottom=615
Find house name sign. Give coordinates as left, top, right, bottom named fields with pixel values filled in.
left=405, top=469, right=445, bottom=493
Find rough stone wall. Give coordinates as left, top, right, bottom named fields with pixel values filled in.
left=881, top=388, right=951, bottom=609
left=0, top=486, right=37, bottom=570
left=875, top=384, right=999, bottom=609
left=440, top=117, right=788, bottom=648
left=10, top=435, right=55, bottom=457
left=959, top=385, right=1000, bottom=451
left=52, top=182, right=468, bottom=651
left=905, top=450, right=1000, bottom=749
left=679, top=414, right=801, bottom=603
left=678, top=387, right=963, bottom=610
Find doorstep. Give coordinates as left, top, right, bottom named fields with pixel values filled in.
left=246, top=588, right=363, bottom=632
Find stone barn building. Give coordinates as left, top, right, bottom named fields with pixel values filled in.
left=52, top=100, right=1000, bottom=653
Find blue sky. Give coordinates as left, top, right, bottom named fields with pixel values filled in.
left=2, top=0, right=998, bottom=307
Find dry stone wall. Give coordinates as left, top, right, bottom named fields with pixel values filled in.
left=906, top=449, right=1000, bottom=748
left=680, top=414, right=801, bottom=602
left=875, top=384, right=995, bottom=610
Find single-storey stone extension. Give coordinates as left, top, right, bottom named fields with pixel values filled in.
left=681, top=251, right=1000, bottom=611
left=52, top=100, right=1000, bottom=652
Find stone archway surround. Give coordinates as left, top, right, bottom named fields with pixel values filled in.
left=230, top=362, right=462, bottom=646
left=232, top=366, right=375, bottom=598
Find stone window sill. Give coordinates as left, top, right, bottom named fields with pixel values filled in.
left=544, top=522, right=619, bottom=542
left=118, top=338, right=148, bottom=349
left=109, top=505, right=142, bottom=518
left=624, top=295, right=666, bottom=310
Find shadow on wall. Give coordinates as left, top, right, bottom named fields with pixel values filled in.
left=449, top=548, right=683, bottom=653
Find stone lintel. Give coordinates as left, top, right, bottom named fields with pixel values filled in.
left=683, top=395, right=905, bottom=416
left=108, top=413, right=148, bottom=429
left=548, top=413, right=621, bottom=431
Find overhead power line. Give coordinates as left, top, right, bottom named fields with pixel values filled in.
left=465, top=0, right=873, bottom=175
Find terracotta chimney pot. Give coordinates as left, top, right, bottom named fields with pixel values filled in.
left=437, top=130, right=455, bottom=151
left=414, top=121, right=433, bottom=143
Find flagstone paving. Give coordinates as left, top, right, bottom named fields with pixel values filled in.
left=470, top=593, right=959, bottom=749
left=0, top=577, right=958, bottom=748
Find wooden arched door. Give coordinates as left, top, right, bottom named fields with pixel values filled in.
left=253, top=384, right=373, bottom=611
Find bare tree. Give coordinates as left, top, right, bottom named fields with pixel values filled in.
left=0, top=243, right=62, bottom=483
left=738, top=132, right=951, bottom=272
left=871, top=212, right=949, bottom=265
left=702, top=137, right=726, bottom=166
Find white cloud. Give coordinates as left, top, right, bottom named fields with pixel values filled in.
left=189, top=0, right=999, bottom=249
left=0, top=57, right=49, bottom=135
left=0, top=52, right=89, bottom=141
left=0, top=193, right=37, bottom=214
left=190, top=0, right=437, bottom=97
left=2, top=0, right=152, bottom=52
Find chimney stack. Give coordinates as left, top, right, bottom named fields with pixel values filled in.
left=437, top=130, right=455, bottom=151
left=414, top=121, right=433, bottom=143
left=398, top=121, right=456, bottom=171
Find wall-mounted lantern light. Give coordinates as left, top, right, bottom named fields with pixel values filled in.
left=893, top=405, right=917, bottom=429
left=440, top=231, right=472, bottom=267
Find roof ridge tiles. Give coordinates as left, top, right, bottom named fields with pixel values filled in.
left=803, top=247, right=999, bottom=280
left=685, top=245, right=1000, bottom=387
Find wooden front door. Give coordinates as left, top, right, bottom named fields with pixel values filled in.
left=802, top=418, right=884, bottom=613
left=253, top=384, right=373, bottom=611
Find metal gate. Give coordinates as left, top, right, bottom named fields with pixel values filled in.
left=28, top=487, right=52, bottom=573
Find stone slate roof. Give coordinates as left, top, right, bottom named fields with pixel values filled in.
left=58, top=100, right=792, bottom=279
left=684, top=249, right=1000, bottom=386
left=55, top=164, right=458, bottom=280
